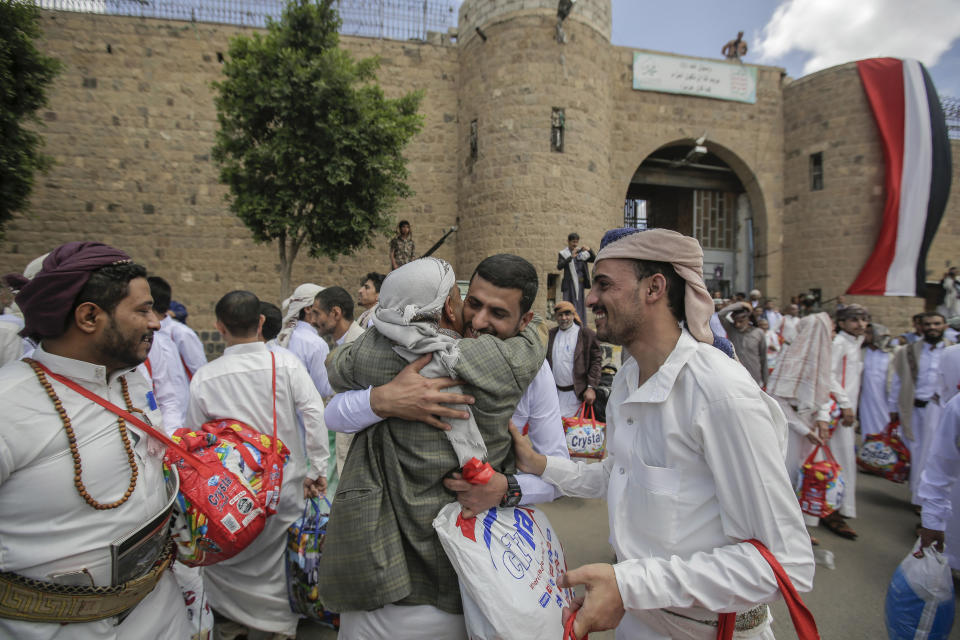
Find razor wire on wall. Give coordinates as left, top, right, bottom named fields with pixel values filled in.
left=31, top=0, right=459, bottom=39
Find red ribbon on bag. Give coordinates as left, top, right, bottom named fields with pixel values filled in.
left=461, top=457, right=495, bottom=485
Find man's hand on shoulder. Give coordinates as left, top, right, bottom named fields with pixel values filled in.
left=443, top=471, right=508, bottom=519
left=369, top=354, right=475, bottom=430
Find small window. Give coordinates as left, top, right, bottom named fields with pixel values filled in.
left=810, top=152, right=823, bottom=191
left=551, top=108, right=564, bottom=152
left=470, top=120, right=478, bottom=160
left=623, top=199, right=648, bottom=229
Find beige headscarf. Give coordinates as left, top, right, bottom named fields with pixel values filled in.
left=277, top=283, right=324, bottom=348
left=767, top=312, right=833, bottom=421
left=595, top=228, right=714, bottom=343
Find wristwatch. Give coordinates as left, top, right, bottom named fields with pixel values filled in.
left=500, top=474, right=522, bottom=508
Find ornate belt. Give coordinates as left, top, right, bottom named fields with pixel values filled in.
left=664, top=604, right=769, bottom=632
left=0, top=541, right=175, bottom=623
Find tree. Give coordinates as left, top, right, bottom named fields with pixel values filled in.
left=212, top=0, right=423, bottom=296
left=0, top=1, right=61, bottom=239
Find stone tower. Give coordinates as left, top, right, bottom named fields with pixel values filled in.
left=456, top=0, right=616, bottom=312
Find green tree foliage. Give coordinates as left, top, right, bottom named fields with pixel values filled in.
left=212, top=0, right=423, bottom=295
left=0, top=1, right=61, bottom=239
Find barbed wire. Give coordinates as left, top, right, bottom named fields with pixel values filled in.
left=30, top=0, right=458, bottom=40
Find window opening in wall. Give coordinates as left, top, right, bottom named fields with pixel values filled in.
left=623, top=199, right=648, bottom=229
left=692, top=191, right=734, bottom=250
left=551, top=108, right=565, bottom=152
left=810, top=152, right=823, bottom=191
left=470, top=119, right=478, bottom=160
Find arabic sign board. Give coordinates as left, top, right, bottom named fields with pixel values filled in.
left=632, top=52, right=757, bottom=104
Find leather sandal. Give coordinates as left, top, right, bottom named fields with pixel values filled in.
left=822, top=512, right=857, bottom=540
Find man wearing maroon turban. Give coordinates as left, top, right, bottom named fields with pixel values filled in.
left=0, top=241, right=191, bottom=638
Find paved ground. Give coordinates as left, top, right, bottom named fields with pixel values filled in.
left=298, top=471, right=958, bottom=639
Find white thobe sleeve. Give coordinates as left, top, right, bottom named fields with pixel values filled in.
left=541, top=454, right=613, bottom=499
left=151, top=350, right=185, bottom=435
left=176, top=330, right=208, bottom=376
left=291, top=362, right=330, bottom=479
left=185, top=378, right=208, bottom=431
left=324, top=387, right=380, bottom=433
left=306, top=340, right=334, bottom=399
left=888, top=368, right=902, bottom=414
left=612, top=396, right=815, bottom=614
left=918, top=401, right=960, bottom=531
left=517, top=386, right=568, bottom=505
left=829, top=341, right=851, bottom=409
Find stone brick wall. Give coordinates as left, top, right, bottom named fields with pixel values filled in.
left=458, top=0, right=611, bottom=45
left=456, top=10, right=615, bottom=315
left=782, top=63, right=960, bottom=333
left=0, top=10, right=459, bottom=335
left=607, top=49, right=787, bottom=302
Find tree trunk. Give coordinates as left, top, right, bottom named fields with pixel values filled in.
left=277, top=230, right=307, bottom=300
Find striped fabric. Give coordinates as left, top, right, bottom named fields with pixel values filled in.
left=847, top=58, right=952, bottom=297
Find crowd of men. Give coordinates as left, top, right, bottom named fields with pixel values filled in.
left=0, top=231, right=957, bottom=640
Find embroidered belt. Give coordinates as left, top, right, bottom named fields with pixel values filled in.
left=0, top=541, right=175, bottom=623
left=663, top=604, right=768, bottom=632
left=556, top=384, right=575, bottom=392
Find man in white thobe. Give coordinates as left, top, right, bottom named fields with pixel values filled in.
left=889, top=312, right=954, bottom=505
left=187, top=290, right=329, bottom=639
left=0, top=242, right=190, bottom=639
left=277, top=282, right=334, bottom=398
left=547, top=300, right=603, bottom=419
left=816, top=304, right=868, bottom=539
left=149, top=276, right=207, bottom=378
left=511, top=228, right=814, bottom=639
left=859, top=323, right=893, bottom=437
left=917, top=344, right=960, bottom=571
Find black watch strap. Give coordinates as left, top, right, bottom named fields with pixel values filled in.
left=500, top=474, right=522, bottom=508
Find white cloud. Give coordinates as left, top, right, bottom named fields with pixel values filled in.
left=756, top=0, right=960, bottom=76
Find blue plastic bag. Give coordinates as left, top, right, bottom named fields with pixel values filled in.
left=885, top=539, right=955, bottom=640
left=285, top=496, right=339, bottom=629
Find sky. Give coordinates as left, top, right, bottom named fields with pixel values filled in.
left=610, top=0, right=960, bottom=99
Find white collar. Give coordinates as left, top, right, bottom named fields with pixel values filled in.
left=622, top=331, right=697, bottom=404
left=31, top=345, right=138, bottom=386
left=223, top=341, right=268, bottom=356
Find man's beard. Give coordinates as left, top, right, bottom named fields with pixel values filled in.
left=99, top=316, right=152, bottom=369
left=923, top=331, right=943, bottom=344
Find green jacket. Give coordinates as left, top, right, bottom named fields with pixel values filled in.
left=316, top=319, right=546, bottom=614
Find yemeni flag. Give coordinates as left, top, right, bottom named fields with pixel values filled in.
left=846, top=58, right=952, bottom=297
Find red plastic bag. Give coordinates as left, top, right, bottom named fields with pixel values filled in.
left=857, top=420, right=910, bottom=483
left=795, top=444, right=845, bottom=518
left=166, top=418, right=290, bottom=566
left=562, top=402, right=605, bottom=459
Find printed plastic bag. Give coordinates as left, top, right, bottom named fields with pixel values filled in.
left=857, top=420, right=910, bottom=483
left=171, top=563, right=213, bottom=640
left=885, top=539, right=955, bottom=640
left=165, top=419, right=290, bottom=566
left=562, top=402, right=606, bottom=459
left=286, top=497, right=339, bottom=629
left=433, top=502, right=575, bottom=640
left=795, top=444, right=845, bottom=518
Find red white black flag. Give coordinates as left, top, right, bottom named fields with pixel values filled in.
left=846, top=58, right=952, bottom=297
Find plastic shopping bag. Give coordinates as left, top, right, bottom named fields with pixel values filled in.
left=285, top=497, right=339, bottom=629
left=562, top=402, right=606, bottom=459
left=433, top=502, right=575, bottom=640
left=857, top=420, right=910, bottom=483
left=884, top=539, right=955, bottom=640
left=795, top=444, right=845, bottom=518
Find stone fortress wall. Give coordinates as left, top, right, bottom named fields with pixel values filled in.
left=1, top=0, right=957, bottom=343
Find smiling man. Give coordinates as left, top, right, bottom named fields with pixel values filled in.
left=510, top=228, right=814, bottom=639
left=0, top=242, right=191, bottom=639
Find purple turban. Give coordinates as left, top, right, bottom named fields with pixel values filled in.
left=16, top=242, right=133, bottom=340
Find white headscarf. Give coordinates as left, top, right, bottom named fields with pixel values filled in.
left=373, top=258, right=485, bottom=464
left=277, top=283, right=324, bottom=348
left=767, top=312, right=833, bottom=422
left=941, top=344, right=960, bottom=405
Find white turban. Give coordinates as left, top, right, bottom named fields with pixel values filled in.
left=277, top=283, right=324, bottom=348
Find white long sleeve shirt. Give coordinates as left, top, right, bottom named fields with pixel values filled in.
left=0, top=348, right=191, bottom=639
left=888, top=340, right=948, bottom=411
left=817, top=330, right=864, bottom=421
left=918, top=395, right=960, bottom=531
left=324, top=360, right=570, bottom=506
left=540, top=331, right=814, bottom=630
left=138, top=330, right=189, bottom=434
left=160, top=315, right=207, bottom=377
left=287, top=320, right=334, bottom=398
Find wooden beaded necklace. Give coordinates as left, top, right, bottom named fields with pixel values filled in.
left=26, top=359, right=139, bottom=510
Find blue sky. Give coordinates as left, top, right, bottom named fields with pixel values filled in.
left=610, top=0, right=960, bottom=98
